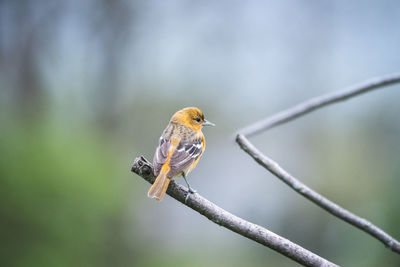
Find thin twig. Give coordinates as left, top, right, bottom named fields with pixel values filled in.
left=239, top=72, right=400, bottom=137
left=237, top=134, right=400, bottom=253
left=131, top=156, right=339, bottom=267
left=236, top=72, right=400, bottom=254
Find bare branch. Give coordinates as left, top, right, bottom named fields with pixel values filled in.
left=236, top=72, right=400, bottom=254
left=131, top=156, right=339, bottom=267
left=239, top=72, right=400, bottom=137
left=237, top=134, right=400, bottom=254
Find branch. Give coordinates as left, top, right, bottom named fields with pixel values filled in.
left=237, top=134, right=400, bottom=253
left=131, top=156, right=338, bottom=267
left=236, top=72, right=400, bottom=254
left=239, top=72, right=400, bottom=137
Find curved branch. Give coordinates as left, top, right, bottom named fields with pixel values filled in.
left=237, top=134, right=400, bottom=253
left=236, top=72, right=400, bottom=254
left=239, top=72, right=400, bottom=137
left=131, top=156, right=338, bottom=267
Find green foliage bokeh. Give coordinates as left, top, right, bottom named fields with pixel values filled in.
left=0, top=119, right=126, bottom=267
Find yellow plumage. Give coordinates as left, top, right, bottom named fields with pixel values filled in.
left=147, top=107, right=214, bottom=201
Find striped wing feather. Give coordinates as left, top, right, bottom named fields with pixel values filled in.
left=152, top=137, right=170, bottom=176
left=153, top=136, right=203, bottom=178
left=168, top=139, right=203, bottom=177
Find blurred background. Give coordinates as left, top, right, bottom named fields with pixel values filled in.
left=1, top=1, right=400, bottom=266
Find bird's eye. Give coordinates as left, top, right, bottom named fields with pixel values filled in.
left=194, top=118, right=201, bottom=122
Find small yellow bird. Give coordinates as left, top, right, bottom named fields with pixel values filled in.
left=148, top=107, right=214, bottom=202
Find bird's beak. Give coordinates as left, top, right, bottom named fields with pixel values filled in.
left=203, top=120, right=215, bottom=126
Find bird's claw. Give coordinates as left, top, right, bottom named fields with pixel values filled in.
left=189, top=188, right=197, bottom=194
left=184, top=188, right=197, bottom=203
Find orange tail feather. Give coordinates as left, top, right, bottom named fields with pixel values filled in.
left=147, top=172, right=171, bottom=201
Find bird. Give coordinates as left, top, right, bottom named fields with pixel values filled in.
left=147, top=107, right=214, bottom=202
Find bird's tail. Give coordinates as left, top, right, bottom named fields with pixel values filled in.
left=147, top=171, right=171, bottom=201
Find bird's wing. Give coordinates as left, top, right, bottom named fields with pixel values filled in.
left=167, top=137, right=203, bottom=177
left=152, top=136, right=170, bottom=177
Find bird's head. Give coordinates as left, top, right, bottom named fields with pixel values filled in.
left=171, top=107, right=215, bottom=131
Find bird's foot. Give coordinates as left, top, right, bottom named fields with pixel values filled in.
left=184, top=187, right=197, bottom=203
